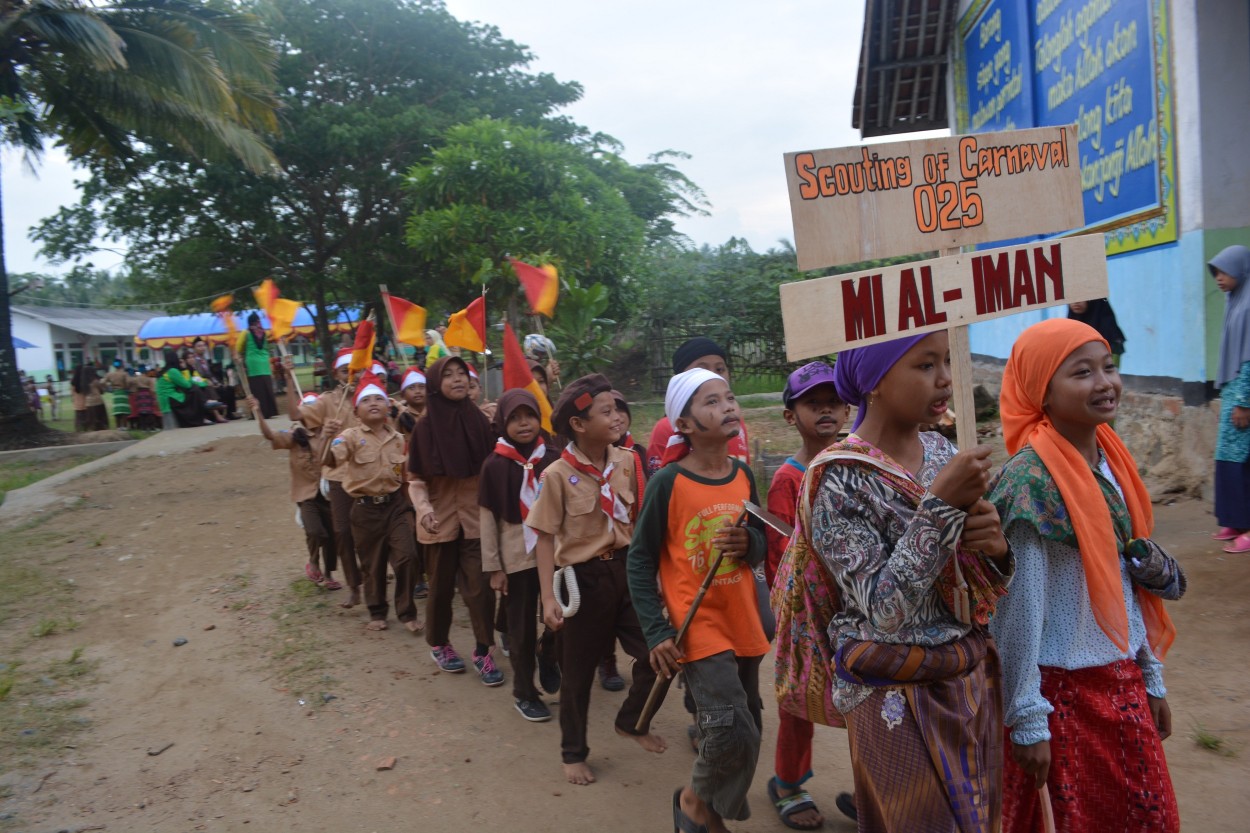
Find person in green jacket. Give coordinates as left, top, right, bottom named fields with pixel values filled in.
left=237, top=312, right=278, bottom=417
left=157, top=348, right=223, bottom=427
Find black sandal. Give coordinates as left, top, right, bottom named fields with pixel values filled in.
left=768, top=776, right=824, bottom=830
left=673, top=787, right=709, bottom=833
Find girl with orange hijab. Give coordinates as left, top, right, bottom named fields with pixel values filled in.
left=989, top=318, right=1186, bottom=833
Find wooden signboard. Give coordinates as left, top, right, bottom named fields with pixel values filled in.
left=784, top=125, right=1082, bottom=271
left=781, top=234, right=1107, bottom=360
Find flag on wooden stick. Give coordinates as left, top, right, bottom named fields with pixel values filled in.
left=444, top=296, right=486, bottom=353
left=502, top=323, right=553, bottom=432
left=349, top=314, right=376, bottom=374
left=510, top=258, right=559, bottom=318
left=211, top=294, right=238, bottom=338
left=382, top=291, right=428, bottom=348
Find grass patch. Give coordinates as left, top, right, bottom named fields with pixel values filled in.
left=268, top=579, right=338, bottom=702
left=0, top=652, right=95, bottom=770
left=1192, top=723, right=1237, bottom=757
left=30, top=617, right=81, bottom=638
left=0, top=456, right=93, bottom=506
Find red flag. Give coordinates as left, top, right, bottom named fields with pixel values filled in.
left=349, top=315, right=376, bottom=374
left=444, top=296, right=486, bottom=352
left=502, top=323, right=553, bottom=432
left=382, top=292, right=428, bottom=347
left=509, top=258, right=559, bottom=318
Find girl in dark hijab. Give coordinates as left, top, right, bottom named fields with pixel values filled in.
left=408, top=356, right=500, bottom=679
left=1067, top=299, right=1126, bottom=362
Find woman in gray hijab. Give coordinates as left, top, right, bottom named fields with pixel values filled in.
left=1209, top=245, right=1250, bottom=552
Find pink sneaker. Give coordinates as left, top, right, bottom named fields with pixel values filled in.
left=1212, top=527, right=1245, bottom=541
left=1224, top=533, right=1250, bottom=554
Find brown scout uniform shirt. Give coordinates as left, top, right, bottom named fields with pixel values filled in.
left=409, top=475, right=481, bottom=544
left=524, top=443, right=637, bottom=567
left=299, top=387, right=359, bottom=481
left=480, top=512, right=531, bottom=574
left=329, top=423, right=406, bottom=498
left=270, top=429, right=326, bottom=503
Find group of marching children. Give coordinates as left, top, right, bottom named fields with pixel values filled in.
left=250, top=316, right=1190, bottom=833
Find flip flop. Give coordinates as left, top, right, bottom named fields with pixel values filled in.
left=1212, top=527, right=1246, bottom=541
left=1223, top=533, right=1250, bottom=553
left=322, top=578, right=343, bottom=590
left=673, top=787, right=709, bottom=833
left=768, top=776, right=824, bottom=830
left=305, top=563, right=325, bottom=584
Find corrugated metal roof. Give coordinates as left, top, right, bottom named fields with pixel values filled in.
left=11, top=304, right=157, bottom=338
left=853, top=0, right=958, bottom=137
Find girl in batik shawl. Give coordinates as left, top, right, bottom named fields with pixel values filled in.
left=989, top=318, right=1185, bottom=833
left=809, top=331, right=1012, bottom=833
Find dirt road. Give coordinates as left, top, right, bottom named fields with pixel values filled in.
left=1, top=432, right=1247, bottom=832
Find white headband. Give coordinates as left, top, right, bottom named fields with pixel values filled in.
left=334, top=352, right=351, bottom=369
left=402, top=369, right=426, bottom=390
left=665, top=368, right=723, bottom=425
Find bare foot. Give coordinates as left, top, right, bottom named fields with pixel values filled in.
left=616, top=726, right=667, bottom=753
left=340, top=587, right=361, bottom=609
left=773, top=781, right=823, bottom=829
left=562, top=761, right=596, bottom=786
left=403, top=619, right=423, bottom=634
left=365, top=620, right=388, bottom=631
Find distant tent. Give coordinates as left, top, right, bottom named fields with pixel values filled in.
left=135, top=306, right=361, bottom=349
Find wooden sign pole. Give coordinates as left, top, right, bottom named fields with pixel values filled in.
left=942, top=247, right=978, bottom=451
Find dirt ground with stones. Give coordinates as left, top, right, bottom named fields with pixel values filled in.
left=0, top=431, right=1248, bottom=833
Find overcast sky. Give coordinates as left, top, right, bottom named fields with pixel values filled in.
left=1, top=0, right=944, bottom=278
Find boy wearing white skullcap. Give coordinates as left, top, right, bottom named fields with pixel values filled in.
left=628, top=367, right=768, bottom=831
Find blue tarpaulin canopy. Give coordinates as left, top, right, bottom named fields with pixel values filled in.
left=135, top=305, right=360, bottom=348
left=12, top=335, right=37, bottom=349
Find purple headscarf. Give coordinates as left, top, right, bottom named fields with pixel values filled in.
left=833, top=334, right=930, bottom=431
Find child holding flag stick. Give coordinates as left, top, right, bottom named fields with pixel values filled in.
left=627, top=368, right=769, bottom=833
left=326, top=371, right=421, bottom=633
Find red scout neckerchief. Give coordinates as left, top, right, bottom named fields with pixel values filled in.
left=493, top=437, right=546, bottom=552
left=618, top=431, right=635, bottom=449
left=561, top=445, right=633, bottom=524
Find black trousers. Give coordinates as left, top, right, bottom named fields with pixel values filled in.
left=557, top=556, right=658, bottom=764
left=349, top=493, right=418, bottom=623
left=328, top=481, right=362, bottom=589
left=297, top=494, right=337, bottom=576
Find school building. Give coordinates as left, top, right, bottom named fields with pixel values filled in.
left=853, top=0, right=1250, bottom=404
left=11, top=304, right=157, bottom=381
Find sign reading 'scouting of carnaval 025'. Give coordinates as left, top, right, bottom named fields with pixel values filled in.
left=780, top=234, right=1108, bottom=361
left=784, top=125, right=1082, bottom=271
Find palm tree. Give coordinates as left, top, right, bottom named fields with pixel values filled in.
left=0, top=0, right=280, bottom=446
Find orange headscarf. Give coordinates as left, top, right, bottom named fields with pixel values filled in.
left=1000, top=318, right=1175, bottom=659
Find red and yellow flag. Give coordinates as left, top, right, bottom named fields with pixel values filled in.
left=444, top=296, right=486, bottom=353
left=510, top=258, right=559, bottom=318
left=502, top=323, right=553, bottom=432
left=349, top=315, right=376, bottom=374
left=382, top=292, right=428, bottom=348
left=252, top=279, right=302, bottom=339
left=211, top=294, right=238, bottom=338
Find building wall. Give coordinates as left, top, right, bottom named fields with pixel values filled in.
left=12, top=313, right=55, bottom=379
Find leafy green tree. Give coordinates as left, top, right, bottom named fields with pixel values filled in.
left=0, top=0, right=280, bottom=445
left=35, top=0, right=585, bottom=357
left=404, top=117, right=705, bottom=318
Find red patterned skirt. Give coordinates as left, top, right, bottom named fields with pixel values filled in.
left=1003, top=660, right=1179, bottom=833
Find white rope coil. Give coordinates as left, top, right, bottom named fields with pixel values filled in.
left=552, top=565, right=581, bottom=618
left=319, top=477, right=331, bottom=499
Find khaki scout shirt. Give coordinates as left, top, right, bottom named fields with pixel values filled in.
left=270, top=428, right=325, bottom=503
left=480, top=511, right=532, bottom=574
left=525, top=444, right=637, bottom=567
left=408, top=475, right=481, bottom=544
left=299, top=387, right=359, bottom=480
left=329, top=423, right=405, bottom=498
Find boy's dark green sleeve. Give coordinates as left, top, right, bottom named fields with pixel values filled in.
left=627, top=466, right=678, bottom=650
left=742, top=462, right=767, bottom=568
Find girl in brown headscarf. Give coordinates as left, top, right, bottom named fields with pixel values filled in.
left=408, top=356, right=500, bottom=682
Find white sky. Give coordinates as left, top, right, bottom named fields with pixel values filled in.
left=1, top=0, right=944, bottom=277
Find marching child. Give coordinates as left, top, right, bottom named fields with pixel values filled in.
left=526, top=374, right=662, bottom=786
left=408, top=357, right=501, bottom=683
left=479, top=389, right=562, bottom=721
left=990, top=318, right=1186, bottom=832
left=393, top=366, right=427, bottom=436
left=327, top=370, right=421, bottom=633
left=296, top=347, right=364, bottom=608
left=765, top=362, right=855, bottom=829
left=249, top=392, right=340, bottom=590
left=627, top=368, right=769, bottom=833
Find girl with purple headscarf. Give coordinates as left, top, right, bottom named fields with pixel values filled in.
left=797, top=331, right=1012, bottom=832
